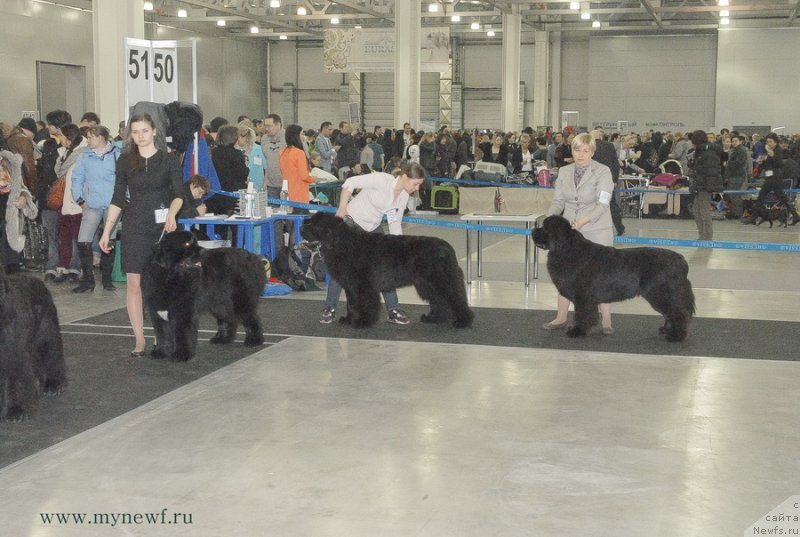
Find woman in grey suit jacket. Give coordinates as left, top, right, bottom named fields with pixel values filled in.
left=542, top=133, right=616, bottom=334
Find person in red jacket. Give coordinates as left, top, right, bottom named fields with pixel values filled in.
left=279, top=124, right=315, bottom=215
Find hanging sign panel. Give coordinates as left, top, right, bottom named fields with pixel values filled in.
left=124, top=38, right=178, bottom=107
left=323, top=27, right=450, bottom=73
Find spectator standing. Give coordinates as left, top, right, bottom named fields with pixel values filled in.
left=315, top=121, right=337, bottom=173
left=52, top=123, right=87, bottom=284
left=38, top=110, right=73, bottom=279
left=210, top=125, right=249, bottom=217
left=261, top=114, right=287, bottom=203
left=236, top=122, right=267, bottom=191
left=725, top=134, right=750, bottom=219
left=279, top=124, right=315, bottom=215
left=590, top=129, right=624, bottom=236
left=687, top=130, right=724, bottom=241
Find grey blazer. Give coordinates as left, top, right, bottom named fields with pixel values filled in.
left=548, top=159, right=615, bottom=246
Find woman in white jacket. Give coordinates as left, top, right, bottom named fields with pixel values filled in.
left=0, top=150, right=38, bottom=272
left=52, top=123, right=88, bottom=283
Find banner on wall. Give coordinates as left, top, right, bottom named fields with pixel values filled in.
left=323, top=27, right=450, bottom=73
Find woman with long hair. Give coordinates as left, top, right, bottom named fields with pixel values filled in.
left=52, top=123, right=88, bottom=284
left=237, top=121, right=267, bottom=191
left=98, top=113, right=183, bottom=357
left=279, top=124, right=315, bottom=215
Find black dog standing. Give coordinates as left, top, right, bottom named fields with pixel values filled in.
left=532, top=215, right=695, bottom=341
left=0, top=268, right=67, bottom=420
left=142, top=231, right=266, bottom=361
left=301, top=212, right=473, bottom=328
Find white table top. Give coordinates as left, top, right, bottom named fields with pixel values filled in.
left=461, top=212, right=544, bottom=222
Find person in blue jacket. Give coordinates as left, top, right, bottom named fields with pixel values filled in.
left=70, top=125, right=120, bottom=292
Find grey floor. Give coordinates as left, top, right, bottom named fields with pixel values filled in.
left=1, top=217, right=799, bottom=536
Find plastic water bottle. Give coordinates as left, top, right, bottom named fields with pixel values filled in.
left=244, top=181, right=256, bottom=217
left=280, top=179, right=289, bottom=211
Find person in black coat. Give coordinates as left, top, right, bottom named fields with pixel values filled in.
left=590, top=129, right=624, bottom=235
left=688, top=130, right=724, bottom=241
left=209, top=125, right=249, bottom=216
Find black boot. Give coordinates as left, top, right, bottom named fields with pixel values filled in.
left=791, top=209, right=800, bottom=226
left=100, top=247, right=115, bottom=290
left=72, top=242, right=95, bottom=293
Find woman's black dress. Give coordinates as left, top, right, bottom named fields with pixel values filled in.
left=111, top=150, right=183, bottom=274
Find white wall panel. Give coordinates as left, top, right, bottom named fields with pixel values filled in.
left=588, top=35, right=716, bottom=131
left=363, top=72, right=439, bottom=130
left=716, top=28, right=800, bottom=132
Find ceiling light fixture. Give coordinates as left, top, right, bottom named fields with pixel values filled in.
left=718, top=0, right=729, bottom=5
left=331, top=17, right=340, bottom=24
left=143, top=1, right=154, bottom=10
left=279, top=34, right=288, bottom=40
left=569, top=1, right=580, bottom=10
left=720, top=17, right=730, bottom=25
left=428, top=3, right=439, bottom=12
left=297, top=6, right=307, bottom=15
left=470, top=21, right=480, bottom=30
left=270, top=0, right=280, bottom=7
left=487, top=30, right=495, bottom=36
left=581, top=11, right=590, bottom=19
left=451, top=15, right=461, bottom=22
left=720, top=9, right=729, bottom=17
left=592, top=19, right=600, bottom=28
left=250, top=25, right=259, bottom=33
left=217, top=19, right=226, bottom=26
left=177, top=8, right=188, bottom=17
left=355, top=25, right=362, bottom=28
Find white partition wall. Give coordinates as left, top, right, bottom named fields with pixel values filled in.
left=715, top=28, right=800, bottom=133
left=588, top=35, right=716, bottom=132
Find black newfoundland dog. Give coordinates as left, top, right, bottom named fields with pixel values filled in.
left=301, top=212, right=473, bottom=328
left=0, top=269, right=66, bottom=421
left=532, top=215, right=695, bottom=341
left=142, top=231, right=266, bottom=361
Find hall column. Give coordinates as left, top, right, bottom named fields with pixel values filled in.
left=394, top=0, right=421, bottom=129
left=93, top=0, right=144, bottom=129
left=548, top=31, right=562, bottom=132
left=501, top=5, right=522, bottom=132
left=532, top=30, right=550, bottom=129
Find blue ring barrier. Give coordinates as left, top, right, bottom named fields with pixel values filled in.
left=205, top=190, right=798, bottom=252
left=614, top=235, right=800, bottom=252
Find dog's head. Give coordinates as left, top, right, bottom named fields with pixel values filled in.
left=149, top=230, right=204, bottom=271
left=532, top=215, right=575, bottom=251
left=301, top=212, right=345, bottom=245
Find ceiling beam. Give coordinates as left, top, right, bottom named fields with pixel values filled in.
left=178, top=0, right=322, bottom=35
left=790, top=1, right=800, bottom=23
left=639, top=0, right=664, bottom=28
left=329, top=0, right=394, bottom=23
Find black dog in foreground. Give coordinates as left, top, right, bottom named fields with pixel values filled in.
left=0, top=269, right=66, bottom=420
left=142, top=231, right=266, bottom=361
left=301, top=212, right=473, bottom=328
left=532, top=215, right=695, bottom=341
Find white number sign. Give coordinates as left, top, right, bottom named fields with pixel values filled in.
left=125, top=38, right=178, bottom=106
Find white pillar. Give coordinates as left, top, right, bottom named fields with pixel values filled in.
left=501, top=6, right=522, bottom=132
left=394, top=0, right=421, bottom=129
left=93, top=0, right=144, bottom=129
left=532, top=30, right=550, bottom=129
left=548, top=31, right=562, bottom=132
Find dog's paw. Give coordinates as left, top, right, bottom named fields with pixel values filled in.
left=338, top=315, right=352, bottom=325
left=42, top=380, right=65, bottom=396
left=169, top=350, right=193, bottom=362
left=565, top=326, right=586, bottom=338
left=209, top=333, right=234, bottom=344
left=150, top=346, right=168, bottom=360
left=244, top=334, right=264, bottom=346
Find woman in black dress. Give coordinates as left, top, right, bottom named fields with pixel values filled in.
left=99, top=113, right=184, bottom=356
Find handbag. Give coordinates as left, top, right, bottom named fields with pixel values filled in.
left=47, top=175, right=66, bottom=210
left=22, top=218, right=48, bottom=270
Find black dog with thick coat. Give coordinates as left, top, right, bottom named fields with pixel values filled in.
left=532, top=215, right=695, bottom=341
left=301, top=212, right=473, bottom=328
left=142, top=231, right=266, bottom=361
left=0, top=268, right=66, bottom=420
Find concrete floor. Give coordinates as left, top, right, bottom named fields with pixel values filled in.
left=1, top=217, right=799, bottom=536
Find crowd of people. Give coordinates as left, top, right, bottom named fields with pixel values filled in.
left=2, top=109, right=800, bottom=347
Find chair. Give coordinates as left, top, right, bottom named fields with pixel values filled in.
left=473, top=161, right=508, bottom=178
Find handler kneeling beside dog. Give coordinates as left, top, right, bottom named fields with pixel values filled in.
left=319, top=163, right=426, bottom=325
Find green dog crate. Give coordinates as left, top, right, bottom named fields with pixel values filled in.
left=431, top=185, right=459, bottom=215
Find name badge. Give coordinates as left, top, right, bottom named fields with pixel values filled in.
left=254, top=156, right=262, bottom=166
left=154, top=208, right=169, bottom=224
left=765, top=170, right=774, bottom=177
left=386, top=208, right=400, bottom=224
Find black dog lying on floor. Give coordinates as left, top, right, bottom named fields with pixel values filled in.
left=142, top=231, right=267, bottom=361
left=0, top=268, right=66, bottom=420
left=301, top=212, right=473, bottom=328
left=532, top=215, right=695, bottom=341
